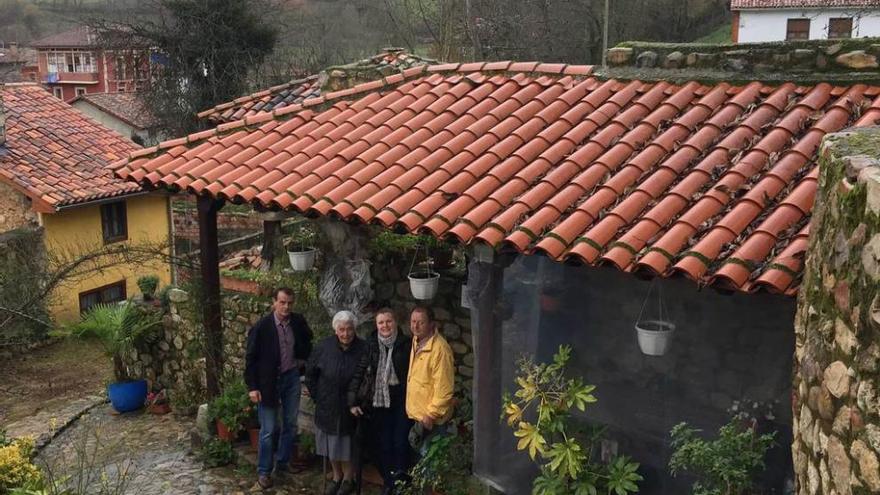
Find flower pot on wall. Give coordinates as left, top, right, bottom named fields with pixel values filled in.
left=220, top=275, right=261, bottom=295
left=107, top=379, right=148, bottom=413
left=635, top=320, right=675, bottom=356
left=248, top=427, right=260, bottom=451
left=287, top=248, right=316, bottom=271
left=216, top=419, right=235, bottom=442
left=409, top=271, right=440, bottom=300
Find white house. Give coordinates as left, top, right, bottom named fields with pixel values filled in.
left=732, top=0, right=880, bottom=42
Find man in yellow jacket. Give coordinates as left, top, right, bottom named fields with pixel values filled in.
left=406, top=306, right=455, bottom=437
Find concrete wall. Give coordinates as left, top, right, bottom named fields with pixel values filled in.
left=42, top=194, right=172, bottom=322
left=0, top=180, right=37, bottom=231
left=476, top=256, right=796, bottom=495
left=792, top=128, right=880, bottom=495
left=71, top=100, right=152, bottom=145
left=738, top=8, right=880, bottom=42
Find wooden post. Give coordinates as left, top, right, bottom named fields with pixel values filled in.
left=197, top=195, right=224, bottom=398
left=260, top=220, right=281, bottom=270
left=469, top=249, right=513, bottom=479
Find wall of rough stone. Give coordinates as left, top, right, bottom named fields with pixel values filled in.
left=792, top=127, right=880, bottom=495
left=606, top=38, right=880, bottom=74
left=0, top=180, right=37, bottom=232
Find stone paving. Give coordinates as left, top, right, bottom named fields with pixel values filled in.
left=32, top=404, right=382, bottom=495
left=5, top=395, right=106, bottom=451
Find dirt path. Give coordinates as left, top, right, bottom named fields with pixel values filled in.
left=0, top=338, right=111, bottom=427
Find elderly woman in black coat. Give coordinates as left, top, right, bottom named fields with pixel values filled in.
left=305, top=310, right=367, bottom=495
left=348, top=307, right=413, bottom=495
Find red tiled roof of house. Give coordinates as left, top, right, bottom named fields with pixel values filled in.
left=198, top=49, right=437, bottom=124
left=1, top=83, right=142, bottom=211
left=71, top=92, right=156, bottom=130
left=731, top=0, right=880, bottom=8
left=111, top=62, right=880, bottom=295
left=30, top=26, right=96, bottom=48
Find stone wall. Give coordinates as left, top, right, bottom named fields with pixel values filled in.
left=792, top=127, right=880, bottom=495
left=0, top=180, right=37, bottom=232
left=606, top=38, right=880, bottom=75
left=126, top=290, right=269, bottom=408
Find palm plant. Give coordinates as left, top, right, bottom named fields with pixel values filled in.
left=69, top=303, right=161, bottom=382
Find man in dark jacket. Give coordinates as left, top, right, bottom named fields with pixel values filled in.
left=245, top=287, right=313, bottom=489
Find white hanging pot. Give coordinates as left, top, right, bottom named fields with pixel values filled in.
left=409, top=271, right=440, bottom=300
left=635, top=319, right=675, bottom=356
left=287, top=248, right=316, bottom=271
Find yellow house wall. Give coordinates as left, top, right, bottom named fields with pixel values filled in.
left=42, top=194, right=172, bottom=323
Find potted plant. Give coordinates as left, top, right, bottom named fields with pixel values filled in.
left=146, top=389, right=171, bottom=415
left=408, top=243, right=440, bottom=300
left=245, top=403, right=259, bottom=451
left=286, top=223, right=318, bottom=272
left=634, top=281, right=674, bottom=356
left=292, top=431, right=317, bottom=468
left=635, top=319, right=675, bottom=356
left=207, top=379, right=251, bottom=442
left=69, top=302, right=161, bottom=413
left=137, top=275, right=160, bottom=301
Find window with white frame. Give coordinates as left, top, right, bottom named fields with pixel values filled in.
left=52, top=87, right=63, bottom=99
left=46, top=51, right=96, bottom=73
left=75, top=87, right=86, bottom=97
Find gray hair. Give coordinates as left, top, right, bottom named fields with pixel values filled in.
left=332, top=310, right=357, bottom=329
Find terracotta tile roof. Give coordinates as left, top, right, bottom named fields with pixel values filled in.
left=111, top=62, right=880, bottom=295
left=198, top=49, right=437, bottom=124
left=1, top=83, right=142, bottom=211
left=71, top=92, right=156, bottom=130
left=731, top=0, right=880, bottom=8
left=30, top=26, right=96, bottom=48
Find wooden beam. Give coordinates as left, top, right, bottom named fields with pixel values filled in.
left=260, top=220, right=281, bottom=270
left=197, top=195, right=224, bottom=398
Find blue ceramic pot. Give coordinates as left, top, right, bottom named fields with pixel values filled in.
left=107, top=379, right=147, bottom=413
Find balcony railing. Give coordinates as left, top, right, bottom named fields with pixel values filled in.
left=44, top=72, right=100, bottom=84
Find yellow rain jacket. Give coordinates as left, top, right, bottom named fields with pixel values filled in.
left=406, top=331, right=455, bottom=424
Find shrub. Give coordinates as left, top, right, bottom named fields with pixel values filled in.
left=669, top=416, right=776, bottom=495
left=502, top=345, right=642, bottom=495
left=67, top=302, right=162, bottom=382
left=136, top=275, right=160, bottom=300
left=199, top=438, right=237, bottom=468
left=0, top=437, right=42, bottom=492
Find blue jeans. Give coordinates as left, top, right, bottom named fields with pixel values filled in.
left=257, top=369, right=301, bottom=476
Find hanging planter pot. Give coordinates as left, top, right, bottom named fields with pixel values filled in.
left=287, top=248, right=316, bottom=271
left=635, top=319, right=675, bottom=356
left=409, top=271, right=440, bottom=300
left=408, top=239, right=440, bottom=300
left=634, top=279, right=675, bottom=357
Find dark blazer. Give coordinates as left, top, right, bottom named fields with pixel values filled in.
left=244, top=312, right=313, bottom=406
left=347, top=331, right=411, bottom=412
left=305, top=336, right=367, bottom=436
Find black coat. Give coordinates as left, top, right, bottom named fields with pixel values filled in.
left=305, top=336, right=368, bottom=436
left=244, top=313, right=313, bottom=406
left=348, top=331, right=411, bottom=412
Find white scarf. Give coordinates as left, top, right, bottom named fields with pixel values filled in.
left=373, top=330, right=399, bottom=408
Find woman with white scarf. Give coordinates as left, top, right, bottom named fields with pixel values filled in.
left=348, top=307, right=413, bottom=495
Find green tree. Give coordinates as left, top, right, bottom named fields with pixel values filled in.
left=91, top=0, right=278, bottom=136
left=669, top=418, right=775, bottom=495
left=503, top=345, right=642, bottom=495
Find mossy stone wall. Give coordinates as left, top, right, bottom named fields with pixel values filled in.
left=793, top=127, right=880, bottom=495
